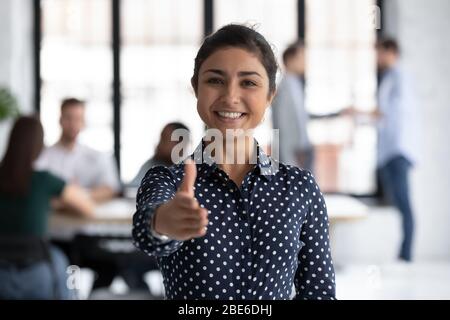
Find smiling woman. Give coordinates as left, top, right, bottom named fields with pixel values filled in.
left=132, top=24, right=336, bottom=300
left=196, top=47, right=273, bottom=133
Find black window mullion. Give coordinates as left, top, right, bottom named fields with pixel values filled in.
left=204, top=0, right=213, bottom=37
left=297, top=0, right=305, bottom=40
left=112, top=0, right=121, bottom=179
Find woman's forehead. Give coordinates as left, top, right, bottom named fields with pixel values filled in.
left=200, top=47, right=266, bottom=74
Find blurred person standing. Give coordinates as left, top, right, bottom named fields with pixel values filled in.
left=271, top=42, right=341, bottom=172
left=271, top=41, right=313, bottom=170
left=0, top=116, right=94, bottom=299
left=35, top=98, right=121, bottom=204
left=376, top=38, right=420, bottom=262
left=345, top=39, right=420, bottom=262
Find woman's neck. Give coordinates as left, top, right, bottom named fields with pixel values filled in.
left=212, top=135, right=256, bottom=186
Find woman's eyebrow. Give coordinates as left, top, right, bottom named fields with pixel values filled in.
left=203, top=69, right=262, bottom=78
left=238, top=71, right=262, bottom=78
left=203, top=69, right=225, bottom=75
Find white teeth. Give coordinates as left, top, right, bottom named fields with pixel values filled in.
left=217, top=111, right=243, bottom=119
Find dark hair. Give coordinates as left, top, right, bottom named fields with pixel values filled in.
left=166, top=122, right=190, bottom=133
left=191, top=24, right=278, bottom=97
left=0, top=116, right=44, bottom=196
left=282, top=40, right=304, bottom=66
left=61, top=97, right=85, bottom=112
left=164, top=122, right=190, bottom=144
left=377, top=38, right=400, bottom=54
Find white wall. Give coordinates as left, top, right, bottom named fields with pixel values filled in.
left=382, top=0, right=450, bottom=260
left=0, top=0, right=34, bottom=157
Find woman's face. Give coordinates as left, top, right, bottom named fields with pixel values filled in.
left=195, top=47, right=274, bottom=135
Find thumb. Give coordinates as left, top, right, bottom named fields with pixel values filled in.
left=179, top=158, right=197, bottom=197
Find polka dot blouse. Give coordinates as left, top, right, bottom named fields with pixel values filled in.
left=132, top=140, right=336, bottom=300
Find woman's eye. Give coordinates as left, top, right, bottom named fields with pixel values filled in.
left=242, top=80, right=257, bottom=87
left=206, top=78, right=223, bottom=84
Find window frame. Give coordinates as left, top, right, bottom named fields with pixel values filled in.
left=33, top=0, right=379, bottom=198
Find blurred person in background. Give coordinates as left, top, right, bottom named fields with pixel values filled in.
left=34, top=98, right=121, bottom=291
left=35, top=98, right=121, bottom=205
left=0, top=116, right=94, bottom=299
left=128, top=122, right=190, bottom=188
left=271, top=41, right=313, bottom=170
left=344, top=38, right=420, bottom=262
left=271, top=41, right=342, bottom=172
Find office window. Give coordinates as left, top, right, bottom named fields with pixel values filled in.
left=305, top=0, right=377, bottom=194
left=214, top=0, right=298, bottom=149
left=40, top=0, right=114, bottom=153
left=121, top=0, right=204, bottom=183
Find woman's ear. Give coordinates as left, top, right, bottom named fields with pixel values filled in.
left=267, top=90, right=276, bottom=106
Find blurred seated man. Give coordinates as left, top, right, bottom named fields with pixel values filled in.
left=34, top=98, right=122, bottom=291
left=128, top=122, right=190, bottom=188
left=36, top=98, right=121, bottom=205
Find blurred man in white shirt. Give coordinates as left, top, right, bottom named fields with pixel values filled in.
left=36, top=98, right=121, bottom=203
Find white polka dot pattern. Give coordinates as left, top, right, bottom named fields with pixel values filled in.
left=132, top=140, right=336, bottom=300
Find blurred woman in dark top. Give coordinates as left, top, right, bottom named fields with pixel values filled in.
left=0, top=115, right=94, bottom=299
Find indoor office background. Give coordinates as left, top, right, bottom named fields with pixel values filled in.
left=0, top=0, right=449, bottom=300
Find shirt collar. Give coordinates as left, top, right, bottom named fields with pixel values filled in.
left=190, top=138, right=278, bottom=180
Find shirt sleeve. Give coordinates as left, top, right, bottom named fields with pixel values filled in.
left=96, top=153, right=122, bottom=192
left=42, top=171, right=66, bottom=197
left=132, top=165, right=184, bottom=257
left=294, top=170, right=336, bottom=300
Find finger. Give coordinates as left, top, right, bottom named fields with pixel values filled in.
left=184, top=208, right=208, bottom=222
left=181, top=207, right=208, bottom=221
left=179, top=158, right=197, bottom=197
left=176, top=194, right=199, bottom=209
left=180, top=227, right=207, bottom=239
left=198, top=208, right=208, bottom=224
left=181, top=218, right=206, bottom=229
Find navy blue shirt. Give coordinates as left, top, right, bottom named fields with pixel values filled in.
left=132, top=140, right=336, bottom=300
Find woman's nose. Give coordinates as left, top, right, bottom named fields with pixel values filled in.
left=222, top=82, right=240, bottom=105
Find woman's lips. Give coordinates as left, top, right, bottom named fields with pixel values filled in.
left=214, top=111, right=247, bottom=123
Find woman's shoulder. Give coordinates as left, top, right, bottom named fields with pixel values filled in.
left=275, top=161, right=319, bottom=188
left=276, top=161, right=312, bottom=178
left=31, top=170, right=66, bottom=195
left=33, top=170, right=65, bottom=185
left=145, top=161, right=185, bottom=176
left=140, top=162, right=185, bottom=187
left=32, top=170, right=59, bottom=181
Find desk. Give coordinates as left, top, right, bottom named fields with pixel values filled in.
left=325, top=194, right=369, bottom=223
left=49, top=195, right=369, bottom=278
left=324, top=194, right=369, bottom=270
left=49, top=198, right=135, bottom=241
left=49, top=198, right=158, bottom=291
left=49, top=194, right=369, bottom=240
